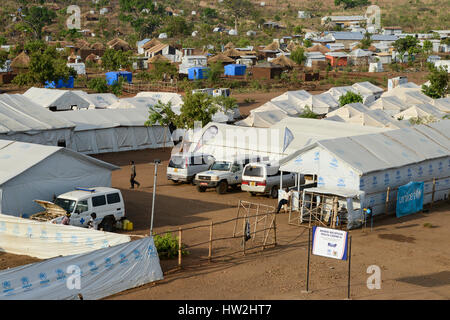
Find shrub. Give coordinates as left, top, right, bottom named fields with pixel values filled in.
left=338, top=91, right=363, bottom=106
left=299, top=106, right=320, bottom=118
left=87, top=77, right=109, bottom=93
left=153, top=232, right=189, bottom=259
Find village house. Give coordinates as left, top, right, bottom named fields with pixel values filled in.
left=144, top=43, right=182, bottom=63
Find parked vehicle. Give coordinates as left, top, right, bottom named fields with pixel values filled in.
left=194, top=155, right=262, bottom=194
left=167, top=153, right=215, bottom=183
left=241, top=162, right=297, bottom=198
left=33, top=187, right=125, bottom=232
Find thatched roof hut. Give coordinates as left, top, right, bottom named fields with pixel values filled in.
left=142, top=38, right=162, bottom=51
left=271, top=55, right=298, bottom=69
left=76, top=39, right=90, bottom=49
left=263, top=41, right=280, bottom=51
left=306, top=44, right=330, bottom=54
left=85, top=53, right=100, bottom=62
left=208, top=53, right=235, bottom=64
left=147, top=54, right=172, bottom=64
left=107, top=38, right=131, bottom=51
left=91, top=42, right=105, bottom=50
left=224, top=42, right=235, bottom=50
left=11, top=51, right=30, bottom=69
left=223, top=48, right=242, bottom=58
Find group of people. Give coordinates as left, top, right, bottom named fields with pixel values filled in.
left=61, top=212, right=99, bottom=229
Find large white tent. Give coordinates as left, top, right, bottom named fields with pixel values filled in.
left=23, top=87, right=91, bottom=111
left=432, top=97, right=450, bottom=113
left=54, top=108, right=173, bottom=154
left=186, top=118, right=389, bottom=161
left=235, top=108, right=288, bottom=127
left=279, top=121, right=450, bottom=223
left=0, top=140, right=119, bottom=217
left=367, top=95, right=408, bottom=116
left=394, top=103, right=445, bottom=121
left=0, top=94, right=75, bottom=146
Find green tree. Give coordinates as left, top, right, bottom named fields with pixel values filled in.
left=163, top=16, right=193, bottom=37
left=87, top=77, right=109, bottom=93
left=178, top=92, right=218, bottom=128
left=101, top=48, right=132, bottom=71
left=290, top=46, right=306, bottom=65
left=299, top=106, right=320, bottom=118
left=422, top=40, right=433, bottom=54
left=13, top=45, right=76, bottom=86
left=334, top=0, right=370, bottom=9
left=213, top=95, right=238, bottom=112
left=393, top=35, right=419, bottom=62
left=360, top=32, right=372, bottom=49
left=303, top=39, right=313, bottom=48
left=201, top=8, right=218, bottom=22
left=20, top=6, right=56, bottom=39
left=221, top=0, right=254, bottom=32
left=338, top=91, right=363, bottom=106
left=118, top=0, right=163, bottom=37
left=421, top=64, right=449, bottom=98
left=0, top=50, right=8, bottom=69
left=206, top=62, right=223, bottom=84
left=145, top=100, right=178, bottom=127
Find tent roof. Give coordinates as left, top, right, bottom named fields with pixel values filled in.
left=72, top=91, right=119, bottom=109
left=394, top=103, right=444, bottom=120
left=23, top=87, right=91, bottom=109
left=280, top=121, right=450, bottom=175
left=0, top=94, right=75, bottom=134
left=0, top=140, right=119, bottom=186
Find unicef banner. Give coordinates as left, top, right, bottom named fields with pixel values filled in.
left=396, top=181, right=424, bottom=218
left=0, top=237, right=163, bottom=300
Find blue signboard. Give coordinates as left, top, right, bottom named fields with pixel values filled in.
left=396, top=181, right=424, bottom=217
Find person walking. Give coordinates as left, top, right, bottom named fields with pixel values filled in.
left=87, top=213, right=99, bottom=230
left=130, top=160, right=140, bottom=189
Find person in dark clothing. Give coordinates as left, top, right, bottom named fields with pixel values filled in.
left=130, top=160, right=140, bottom=189
left=276, top=188, right=293, bottom=213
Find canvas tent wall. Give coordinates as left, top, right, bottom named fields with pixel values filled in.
left=187, top=118, right=389, bottom=161
left=235, top=108, right=288, bottom=127
left=279, top=121, right=450, bottom=225
left=0, top=94, right=75, bottom=147
left=367, top=96, right=408, bottom=117
left=0, top=140, right=119, bottom=217
left=23, top=87, right=90, bottom=111
left=394, top=103, right=445, bottom=121
left=54, top=108, right=173, bottom=154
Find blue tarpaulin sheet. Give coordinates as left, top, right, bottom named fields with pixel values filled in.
left=396, top=181, right=424, bottom=217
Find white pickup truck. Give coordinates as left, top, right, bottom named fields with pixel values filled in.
left=194, top=156, right=261, bottom=194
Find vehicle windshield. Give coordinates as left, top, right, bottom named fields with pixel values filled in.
left=168, top=156, right=186, bottom=169
left=210, top=161, right=231, bottom=171
left=54, top=198, right=76, bottom=213
left=244, top=166, right=263, bottom=177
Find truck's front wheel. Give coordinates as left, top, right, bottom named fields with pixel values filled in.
left=216, top=180, right=228, bottom=194
left=270, top=186, right=279, bottom=199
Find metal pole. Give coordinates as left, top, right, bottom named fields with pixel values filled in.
left=150, top=159, right=160, bottom=235
left=347, top=235, right=352, bottom=300
left=303, top=227, right=312, bottom=293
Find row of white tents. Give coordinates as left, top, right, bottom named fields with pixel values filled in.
left=237, top=81, right=450, bottom=129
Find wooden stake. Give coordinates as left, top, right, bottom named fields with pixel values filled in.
left=178, top=228, right=182, bottom=268
left=242, top=215, right=246, bottom=256
left=273, top=214, right=277, bottom=247
left=233, top=200, right=241, bottom=237
left=208, top=221, right=213, bottom=262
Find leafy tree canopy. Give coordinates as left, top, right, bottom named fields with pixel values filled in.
left=338, top=91, right=364, bottom=106
left=421, top=64, right=449, bottom=99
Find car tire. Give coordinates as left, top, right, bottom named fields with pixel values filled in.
left=216, top=180, right=228, bottom=194
left=197, top=185, right=207, bottom=192
left=249, top=192, right=256, bottom=197
left=171, top=179, right=179, bottom=184
left=270, top=186, right=279, bottom=199
left=100, top=216, right=116, bottom=232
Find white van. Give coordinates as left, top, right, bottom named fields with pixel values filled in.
left=167, top=153, right=215, bottom=183
left=241, top=162, right=296, bottom=198
left=34, top=187, right=125, bottom=232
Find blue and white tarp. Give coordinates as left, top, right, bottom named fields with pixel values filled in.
left=396, top=181, right=424, bottom=217
left=0, top=214, right=131, bottom=259
left=0, top=237, right=163, bottom=300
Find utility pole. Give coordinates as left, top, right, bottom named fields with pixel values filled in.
left=150, top=159, right=161, bottom=235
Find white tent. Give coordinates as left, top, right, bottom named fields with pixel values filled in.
left=0, top=140, right=119, bottom=217
left=367, top=96, right=408, bottom=117
left=54, top=108, right=173, bottom=154
left=432, top=97, right=450, bottom=113
left=297, top=93, right=339, bottom=114
left=235, top=109, right=288, bottom=128
left=325, top=86, right=358, bottom=101
left=394, top=103, right=445, bottom=121
left=279, top=121, right=450, bottom=221
left=381, top=86, right=434, bottom=105
left=326, top=103, right=408, bottom=129
left=0, top=94, right=75, bottom=147
left=188, top=118, right=389, bottom=161
left=23, top=87, right=91, bottom=111
left=72, top=91, right=119, bottom=109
